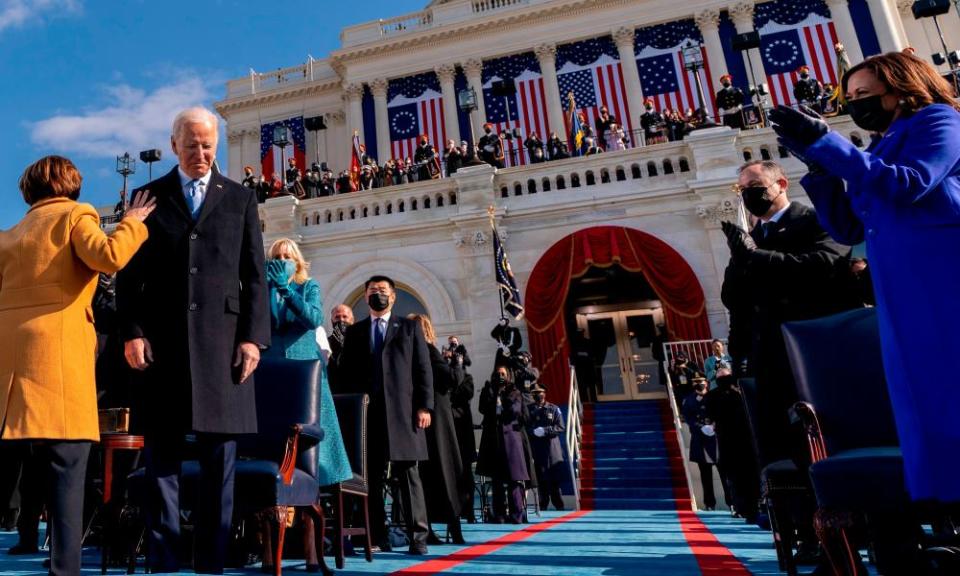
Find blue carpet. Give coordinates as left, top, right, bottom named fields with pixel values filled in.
left=0, top=510, right=791, bottom=575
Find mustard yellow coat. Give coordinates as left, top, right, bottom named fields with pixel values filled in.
left=0, top=197, right=148, bottom=441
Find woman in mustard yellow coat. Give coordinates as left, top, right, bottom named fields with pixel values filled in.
left=0, top=156, right=154, bottom=575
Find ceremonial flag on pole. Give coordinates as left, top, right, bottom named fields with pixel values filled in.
left=482, top=52, right=552, bottom=167
left=830, top=41, right=852, bottom=107
left=491, top=210, right=524, bottom=320
left=567, top=92, right=585, bottom=157
left=556, top=36, right=636, bottom=140
left=349, top=131, right=362, bottom=192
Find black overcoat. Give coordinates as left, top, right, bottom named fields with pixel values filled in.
left=681, top=392, right=718, bottom=465
left=116, top=168, right=269, bottom=435
left=476, top=382, right=529, bottom=482
left=421, top=345, right=464, bottom=519
left=339, top=316, right=434, bottom=461
left=527, top=401, right=565, bottom=482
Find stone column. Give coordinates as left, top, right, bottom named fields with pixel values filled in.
left=695, top=9, right=730, bottom=88
left=729, top=2, right=768, bottom=89
left=824, top=0, right=865, bottom=63
left=342, top=82, right=365, bottom=145
left=327, top=110, right=346, bottom=171
left=227, top=129, right=244, bottom=181
left=435, top=63, right=461, bottom=146
left=534, top=43, right=566, bottom=136
left=897, top=0, right=938, bottom=68
left=611, top=28, right=646, bottom=126
left=463, top=58, right=488, bottom=135
left=865, top=0, right=907, bottom=53
left=370, top=78, right=390, bottom=162
left=242, top=129, right=260, bottom=177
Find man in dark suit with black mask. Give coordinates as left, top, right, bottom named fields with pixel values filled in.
left=339, top=275, right=434, bottom=554
left=721, top=159, right=858, bottom=467
left=117, top=107, right=269, bottom=574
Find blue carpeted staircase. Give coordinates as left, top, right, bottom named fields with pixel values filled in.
left=579, top=400, right=690, bottom=510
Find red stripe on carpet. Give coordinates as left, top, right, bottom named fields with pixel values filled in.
left=658, top=400, right=752, bottom=575
left=388, top=509, right=591, bottom=575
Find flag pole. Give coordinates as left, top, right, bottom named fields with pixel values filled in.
left=489, top=205, right=506, bottom=320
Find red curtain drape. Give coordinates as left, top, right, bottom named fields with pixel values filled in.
left=525, top=226, right=712, bottom=403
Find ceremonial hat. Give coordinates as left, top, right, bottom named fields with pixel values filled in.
left=643, top=97, right=654, bottom=105
left=483, top=122, right=494, bottom=129
left=530, top=383, right=547, bottom=394
left=243, top=165, right=253, bottom=172
left=720, top=73, right=733, bottom=82
left=797, top=65, right=810, bottom=73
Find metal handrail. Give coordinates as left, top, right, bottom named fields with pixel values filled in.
left=565, top=365, right=583, bottom=510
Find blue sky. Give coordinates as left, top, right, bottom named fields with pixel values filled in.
left=0, top=0, right=424, bottom=228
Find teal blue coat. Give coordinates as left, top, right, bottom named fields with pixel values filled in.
left=265, top=277, right=353, bottom=486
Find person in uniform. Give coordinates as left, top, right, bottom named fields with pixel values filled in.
left=478, top=123, right=505, bottom=169
left=793, top=65, right=823, bottom=111
left=414, top=135, right=438, bottom=181
left=527, top=384, right=565, bottom=511
left=640, top=99, right=666, bottom=145
left=284, top=157, right=305, bottom=198
left=241, top=165, right=258, bottom=190
left=524, top=132, right=546, bottom=163
left=716, top=74, right=746, bottom=129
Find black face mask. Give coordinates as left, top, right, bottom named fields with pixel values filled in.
left=846, top=94, right=896, bottom=133
left=800, top=73, right=809, bottom=79
left=721, top=81, right=731, bottom=88
left=367, top=293, right=390, bottom=312
left=645, top=105, right=653, bottom=111
left=741, top=185, right=778, bottom=218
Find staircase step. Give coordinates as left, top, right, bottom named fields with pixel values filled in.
left=585, top=498, right=685, bottom=511
left=580, top=486, right=676, bottom=499
left=581, top=477, right=675, bottom=489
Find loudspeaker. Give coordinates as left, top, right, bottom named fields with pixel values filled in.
left=304, top=115, right=327, bottom=131
left=139, top=149, right=162, bottom=163
left=491, top=79, right=517, bottom=97
left=732, top=31, right=761, bottom=51
left=912, top=0, right=950, bottom=18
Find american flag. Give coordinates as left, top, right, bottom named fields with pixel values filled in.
left=556, top=36, right=635, bottom=144
left=387, top=72, right=446, bottom=162
left=756, top=0, right=839, bottom=107
left=259, top=117, right=305, bottom=181
left=634, top=19, right=716, bottom=119
left=482, top=52, right=551, bottom=167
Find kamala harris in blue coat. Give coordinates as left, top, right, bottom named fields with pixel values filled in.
left=775, top=54, right=960, bottom=503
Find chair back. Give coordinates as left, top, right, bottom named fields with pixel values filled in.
left=239, top=357, right=323, bottom=479
left=333, top=393, right=369, bottom=484
left=781, top=307, right=898, bottom=455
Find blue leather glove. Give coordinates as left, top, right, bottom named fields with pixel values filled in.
left=768, top=104, right=829, bottom=147
left=266, top=259, right=289, bottom=290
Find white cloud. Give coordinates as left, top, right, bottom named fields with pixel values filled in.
left=0, top=0, right=81, bottom=32
left=29, top=75, right=213, bottom=158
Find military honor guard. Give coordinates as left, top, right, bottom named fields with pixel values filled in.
left=640, top=99, right=666, bottom=145
left=527, top=385, right=565, bottom=511
left=793, top=65, right=823, bottom=111
left=414, top=134, right=440, bottom=180
left=478, top=123, right=505, bottom=169
left=715, top=74, right=746, bottom=129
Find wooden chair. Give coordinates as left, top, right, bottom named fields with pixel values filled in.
left=326, top=393, right=373, bottom=569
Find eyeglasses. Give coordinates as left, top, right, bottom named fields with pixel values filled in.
left=732, top=184, right=770, bottom=197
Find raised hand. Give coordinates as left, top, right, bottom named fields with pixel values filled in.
left=124, top=189, right=157, bottom=222
left=768, top=105, right=830, bottom=147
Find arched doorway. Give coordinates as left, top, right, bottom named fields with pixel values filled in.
left=524, top=226, right=711, bottom=404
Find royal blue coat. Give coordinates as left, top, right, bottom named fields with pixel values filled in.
left=800, top=104, right=960, bottom=503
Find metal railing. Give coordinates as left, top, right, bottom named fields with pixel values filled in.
left=565, top=366, right=583, bottom=510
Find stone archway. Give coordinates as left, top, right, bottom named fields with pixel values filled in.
left=524, top=225, right=711, bottom=402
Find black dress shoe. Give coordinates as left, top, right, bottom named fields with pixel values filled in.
left=408, top=544, right=428, bottom=555
left=7, top=543, right=39, bottom=555
left=426, top=531, right=443, bottom=545
left=375, top=539, right=393, bottom=552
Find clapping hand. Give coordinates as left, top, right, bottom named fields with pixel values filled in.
left=533, top=426, right=546, bottom=438
left=265, top=259, right=290, bottom=289
left=721, top=220, right=757, bottom=260
left=768, top=105, right=829, bottom=147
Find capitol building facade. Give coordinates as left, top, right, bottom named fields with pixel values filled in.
left=214, top=0, right=960, bottom=403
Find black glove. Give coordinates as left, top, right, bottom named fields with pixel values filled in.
left=768, top=104, right=829, bottom=147
left=721, top=220, right=757, bottom=260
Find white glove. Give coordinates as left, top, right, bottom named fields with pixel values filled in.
left=533, top=427, right=545, bottom=437
left=700, top=424, right=716, bottom=437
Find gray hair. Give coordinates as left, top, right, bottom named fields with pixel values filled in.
left=172, top=107, right=219, bottom=140
left=738, top=159, right=786, bottom=182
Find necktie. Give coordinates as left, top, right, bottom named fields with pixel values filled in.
left=373, top=318, right=384, bottom=356
left=186, top=180, right=203, bottom=218
left=761, top=222, right=770, bottom=239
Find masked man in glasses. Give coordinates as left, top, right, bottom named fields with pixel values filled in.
left=720, top=159, right=860, bottom=468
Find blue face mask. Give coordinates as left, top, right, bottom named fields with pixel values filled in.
left=274, top=259, right=296, bottom=278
